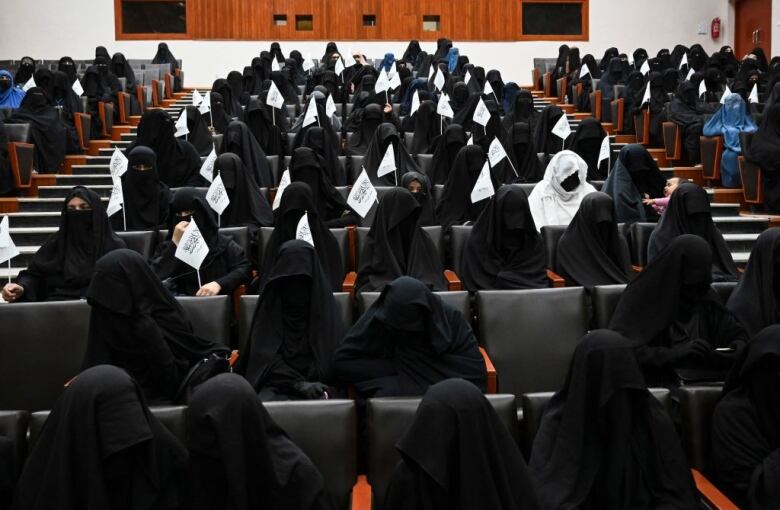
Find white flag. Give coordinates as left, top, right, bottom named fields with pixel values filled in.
left=192, top=89, right=204, bottom=107
left=579, top=63, right=591, bottom=78
left=273, top=169, right=291, bottom=210
left=71, top=78, right=84, bottom=97
left=473, top=98, right=491, bottom=127
left=335, top=58, right=345, bottom=76
left=699, top=79, right=707, bottom=98
left=640, top=59, right=650, bottom=75
left=749, top=83, right=759, bottom=104
left=720, top=85, right=732, bottom=105
left=174, top=111, right=189, bottom=137
left=206, top=174, right=230, bottom=215
left=433, top=68, right=445, bottom=91
left=641, top=82, right=651, bottom=106
left=326, top=93, right=337, bottom=118
left=597, top=136, right=611, bottom=167
left=295, top=212, right=314, bottom=246
left=271, top=58, right=281, bottom=72
left=302, top=98, right=319, bottom=128
left=410, top=89, right=421, bottom=116
left=377, top=144, right=396, bottom=178
left=0, top=216, right=19, bottom=265
left=302, top=54, right=314, bottom=72
left=551, top=114, right=572, bottom=140
left=346, top=50, right=358, bottom=67
left=106, top=178, right=124, bottom=218
left=487, top=137, right=508, bottom=167
left=347, top=169, right=378, bottom=218
left=484, top=79, right=494, bottom=97
left=199, top=148, right=217, bottom=183
left=375, top=69, right=390, bottom=94
left=436, top=94, right=454, bottom=119
left=266, top=81, right=285, bottom=109
left=22, top=77, right=36, bottom=92
left=679, top=53, right=688, bottom=70
left=467, top=135, right=474, bottom=146
left=465, top=70, right=472, bottom=85
left=685, top=67, right=695, bottom=81
left=198, top=92, right=211, bottom=115
left=175, top=219, right=209, bottom=270
left=470, top=161, right=495, bottom=203
left=109, top=147, right=128, bottom=179
left=388, top=69, right=401, bottom=90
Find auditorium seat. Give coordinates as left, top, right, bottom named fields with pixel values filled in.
left=712, top=281, right=738, bottom=304
left=0, top=300, right=91, bottom=411
left=738, top=132, right=763, bottom=204
left=0, top=411, right=29, bottom=481
left=414, top=153, right=432, bottom=176
left=347, top=155, right=364, bottom=184
left=238, top=293, right=352, bottom=353
left=266, top=155, right=280, bottom=184
left=700, top=135, right=723, bottom=182
left=365, top=394, right=518, bottom=510
left=352, top=225, right=445, bottom=269
left=627, top=222, right=655, bottom=267
left=177, top=296, right=231, bottom=346
left=255, top=226, right=350, bottom=277
left=5, top=122, right=35, bottom=190
left=540, top=225, right=567, bottom=273
left=116, top=230, right=157, bottom=259
left=476, top=287, right=588, bottom=400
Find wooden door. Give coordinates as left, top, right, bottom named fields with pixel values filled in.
left=735, top=0, right=772, bottom=59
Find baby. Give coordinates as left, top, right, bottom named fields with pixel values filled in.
left=643, top=177, right=685, bottom=214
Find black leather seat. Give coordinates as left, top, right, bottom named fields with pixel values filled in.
left=4, top=123, right=31, bottom=143
left=347, top=155, right=364, bottom=183
left=590, top=284, right=627, bottom=329
left=218, top=226, right=250, bottom=254
left=448, top=225, right=472, bottom=274
left=521, top=388, right=671, bottom=455
left=0, top=411, right=30, bottom=481
left=476, top=288, right=588, bottom=398
left=357, top=290, right=470, bottom=319
left=712, top=282, right=738, bottom=304
left=256, top=227, right=350, bottom=276
left=628, top=222, right=656, bottom=267
left=366, top=394, right=517, bottom=510
left=0, top=301, right=91, bottom=411
left=116, top=230, right=157, bottom=259
left=678, top=385, right=723, bottom=471
left=238, top=293, right=352, bottom=353
left=176, top=296, right=231, bottom=346
left=266, top=155, right=280, bottom=184
left=540, top=225, right=566, bottom=270
left=415, top=154, right=433, bottom=176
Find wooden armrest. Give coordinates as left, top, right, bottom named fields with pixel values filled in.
left=480, top=347, right=497, bottom=394
left=691, top=469, right=739, bottom=510
left=632, top=265, right=642, bottom=273
left=98, top=101, right=109, bottom=138
left=9, top=142, right=35, bottom=189
left=444, top=269, right=462, bottom=291
left=342, top=272, right=357, bottom=298
left=351, top=475, right=372, bottom=510
left=151, top=79, right=161, bottom=107
left=135, top=84, right=146, bottom=112
left=175, top=68, right=182, bottom=78
left=546, top=269, right=565, bottom=288
left=74, top=112, right=90, bottom=150
left=117, top=91, right=130, bottom=124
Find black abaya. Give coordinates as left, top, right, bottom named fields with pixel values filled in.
left=333, top=276, right=486, bottom=397
left=504, top=122, right=543, bottom=183
left=222, top=120, right=274, bottom=188
left=602, top=144, right=665, bottom=223
left=426, top=123, right=467, bottom=185
left=362, top=123, right=421, bottom=185
left=289, top=147, right=356, bottom=228
left=213, top=152, right=273, bottom=233
left=746, top=104, right=780, bottom=213
left=569, top=117, right=607, bottom=180
left=8, top=87, right=66, bottom=173
left=112, top=145, right=170, bottom=232
left=435, top=145, right=495, bottom=231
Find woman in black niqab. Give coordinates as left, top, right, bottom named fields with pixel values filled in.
left=8, top=186, right=125, bottom=302
left=57, top=56, right=78, bottom=84
left=333, top=276, right=486, bottom=397
left=227, top=70, right=250, bottom=106
left=271, top=70, right=300, bottom=108
left=401, top=171, right=437, bottom=227
left=8, top=86, right=66, bottom=172
left=213, top=152, right=273, bottom=232
left=597, top=57, right=625, bottom=102
left=409, top=100, right=446, bottom=154
left=356, top=189, right=446, bottom=293
left=533, top=104, right=567, bottom=156
left=246, top=96, right=286, bottom=156
left=151, top=42, right=181, bottom=91
left=184, top=105, right=214, bottom=156
left=289, top=147, right=356, bottom=228
left=212, top=78, right=243, bottom=120
left=529, top=329, right=698, bottom=510
left=261, top=182, right=344, bottom=291
left=688, top=44, right=709, bottom=72
left=669, top=80, right=707, bottom=164
left=726, top=228, right=780, bottom=337
left=127, top=108, right=202, bottom=187
left=746, top=103, right=780, bottom=213
left=435, top=145, right=495, bottom=231
left=711, top=325, right=780, bottom=509
left=362, top=122, right=421, bottom=185
left=206, top=91, right=232, bottom=134
left=648, top=182, right=739, bottom=281
left=13, top=364, right=188, bottom=510
left=347, top=103, right=384, bottom=156
left=504, top=122, right=543, bottom=183
left=461, top=185, right=547, bottom=291
left=384, top=378, right=540, bottom=510
left=569, top=117, right=607, bottom=180
left=502, top=89, right=540, bottom=135
left=427, top=123, right=467, bottom=184
left=185, top=373, right=333, bottom=510
left=242, top=239, right=344, bottom=399
left=321, top=42, right=339, bottom=64
left=299, top=125, right=345, bottom=186
left=602, top=143, right=666, bottom=223
left=556, top=192, right=633, bottom=287
left=222, top=119, right=274, bottom=187
left=112, top=145, right=170, bottom=232
left=609, top=235, right=747, bottom=388
left=13, top=56, right=35, bottom=85
left=403, top=40, right=422, bottom=64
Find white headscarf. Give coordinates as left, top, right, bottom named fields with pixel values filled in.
left=528, top=150, right=596, bottom=230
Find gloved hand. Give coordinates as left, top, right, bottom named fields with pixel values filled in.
left=669, top=338, right=711, bottom=364
left=293, top=381, right=328, bottom=399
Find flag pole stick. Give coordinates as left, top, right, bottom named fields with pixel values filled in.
left=197, top=270, right=202, bottom=289
left=507, top=157, right=519, bottom=178
left=272, top=107, right=276, bottom=126
left=7, top=259, right=11, bottom=285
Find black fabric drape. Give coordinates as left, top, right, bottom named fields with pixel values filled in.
left=185, top=106, right=214, bottom=156
left=569, top=117, right=607, bottom=180
left=222, top=120, right=274, bottom=187
left=747, top=104, right=780, bottom=213
left=435, top=145, right=496, bottom=231
left=289, top=147, right=356, bottom=228
left=602, top=144, right=665, bottom=223
left=8, top=87, right=66, bottom=172
left=362, top=123, right=421, bottom=186
left=426, top=123, right=467, bottom=185
left=401, top=172, right=437, bottom=227
left=213, top=152, right=273, bottom=232
left=112, top=145, right=170, bottom=232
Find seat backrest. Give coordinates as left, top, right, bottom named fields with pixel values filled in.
left=540, top=225, right=566, bottom=270
left=449, top=225, right=472, bottom=275
left=4, top=123, right=31, bottom=143
left=256, top=227, right=349, bottom=276
left=266, top=155, right=280, bottom=185
left=116, top=230, right=156, bottom=259
left=367, top=394, right=517, bottom=510
left=266, top=400, right=358, bottom=510
left=355, top=224, right=442, bottom=267
left=476, top=288, right=588, bottom=396
left=238, top=293, right=352, bottom=352
left=176, top=296, right=231, bottom=346
left=712, top=281, right=738, bottom=304
left=403, top=132, right=414, bottom=150
left=357, top=291, right=469, bottom=320
left=590, top=284, right=627, bottom=329
left=415, top=154, right=433, bottom=176
left=347, top=155, right=363, bottom=184
left=678, top=385, right=723, bottom=471
left=0, top=410, right=29, bottom=479
left=628, top=222, right=656, bottom=267
left=516, top=181, right=537, bottom=197
left=218, top=226, right=250, bottom=254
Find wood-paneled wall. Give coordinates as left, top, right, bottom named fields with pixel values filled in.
left=183, top=0, right=560, bottom=41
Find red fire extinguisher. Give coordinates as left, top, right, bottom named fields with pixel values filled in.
left=711, top=17, right=721, bottom=39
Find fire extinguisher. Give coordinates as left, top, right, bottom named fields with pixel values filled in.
left=711, top=17, right=721, bottom=39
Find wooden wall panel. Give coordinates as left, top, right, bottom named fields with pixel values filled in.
left=182, top=0, right=584, bottom=42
